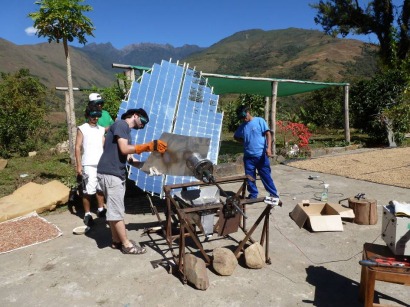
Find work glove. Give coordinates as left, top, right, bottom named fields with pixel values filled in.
left=135, top=140, right=167, bottom=154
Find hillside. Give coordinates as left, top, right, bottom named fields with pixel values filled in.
left=184, top=28, right=377, bottom=82
left=0, top=39, right=205, bottom=90
left=0, top=39, right=115, bottom=89
left=0, top=28, right=378, bottom=92
left=81, top=42, right=204, bottom=69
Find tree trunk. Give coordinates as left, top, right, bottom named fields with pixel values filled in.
left=384, top=116, right=397, bottom=148
left=63, top=39, right=77, bottom=165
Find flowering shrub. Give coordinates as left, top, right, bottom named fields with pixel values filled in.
left=276, top=121, right=312, bottom=149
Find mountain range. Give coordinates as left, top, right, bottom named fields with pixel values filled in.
left=0, top=28, right=377, bottom=91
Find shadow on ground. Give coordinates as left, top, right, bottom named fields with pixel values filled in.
left=304, top=265, right=407, bottom=306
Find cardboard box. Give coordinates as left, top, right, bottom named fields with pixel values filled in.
left=290, top=202, right=355, bottom=232
left=381, top=205, right=410, bottom=255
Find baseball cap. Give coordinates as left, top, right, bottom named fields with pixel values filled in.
left=236, top=105, right=249, bottom=119
left=121, top=108, right=149, bottom=125
left=89, top=93, right=104, bottom=104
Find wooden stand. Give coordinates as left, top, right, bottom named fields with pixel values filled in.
left=359, top=243, right=410, bottom=307
left=163, top=175, right=272, bottom=283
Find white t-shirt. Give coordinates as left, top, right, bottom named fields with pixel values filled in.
left=78, top=123, right=105, bottom=166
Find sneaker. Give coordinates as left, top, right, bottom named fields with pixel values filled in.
left=97, top=208, right=107, bottom=218
left=264, top=196, right=282, bottom=207
left=83, top=214, right=94, bottom=226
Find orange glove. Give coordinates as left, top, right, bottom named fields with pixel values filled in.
left=154, top=140, right=167, bottom=153
left=135, top=140, right=167, bottom=154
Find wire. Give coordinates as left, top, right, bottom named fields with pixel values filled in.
left=271, top=214, right=382, bottom=265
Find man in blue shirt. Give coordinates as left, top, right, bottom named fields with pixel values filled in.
left=234, top=105, right=281, bottom=207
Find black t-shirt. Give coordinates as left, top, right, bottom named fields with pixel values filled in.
left=97, top=120, right=130, bottom=179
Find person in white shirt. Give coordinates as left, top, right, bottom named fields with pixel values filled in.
left=75, top=104, right=106, bottom=226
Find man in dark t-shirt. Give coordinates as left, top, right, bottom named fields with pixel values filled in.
left=97, top=108, right=167, bottom=255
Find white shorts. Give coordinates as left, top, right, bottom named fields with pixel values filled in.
left=82, top=165, right=100, bottom=195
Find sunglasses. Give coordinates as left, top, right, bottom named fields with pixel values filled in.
left=139, top=116, right=148, bottom=125
left=89, top=111, right=102, bottom=118
left=237, top=108, right=248, bottom=119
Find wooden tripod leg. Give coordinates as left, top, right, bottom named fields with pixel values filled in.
left=263, top=208, right=271, bottom=264
left=165, top=197, right=172, bottom=245
left=181, top=216, right=211, bottom=264
left=258, top=205, right=271, bottom=264
left=233, top=205, right=271, bottom=257
left=179, top=220, right=187, bottom=284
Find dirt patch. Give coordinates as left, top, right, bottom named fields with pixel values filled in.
left=287, top=147, right=410, bottom=189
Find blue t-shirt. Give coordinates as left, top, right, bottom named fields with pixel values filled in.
left=234, top=117, right=269, bottom=157
left=97, top=120, right=130, bottom=179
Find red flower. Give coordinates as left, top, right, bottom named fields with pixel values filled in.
left=276, top=121, right=311, bottom=149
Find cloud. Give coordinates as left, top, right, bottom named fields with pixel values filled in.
left=25, top=26, right=37, bottom=36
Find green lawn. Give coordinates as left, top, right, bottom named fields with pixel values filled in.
left=0, top=151, right=75, bottom=199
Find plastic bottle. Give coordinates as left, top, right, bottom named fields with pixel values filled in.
left=321, top=184, right=329, bottom=202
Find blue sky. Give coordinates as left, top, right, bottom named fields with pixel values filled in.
left=0, top=0, right=399, bottom=49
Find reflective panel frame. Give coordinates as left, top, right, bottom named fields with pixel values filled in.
left=117, top=60, right=223, bottom=197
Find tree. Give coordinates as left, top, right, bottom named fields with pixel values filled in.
left=0, top=69, right=49, bottom=158
left=350, top=69, right=409, bottom=145
left=312, top=1, right=410, bottom=146
left=80, top=74, right=129, bottom=122
left=95, top=74, right=130, bottom=119
left=311, top=0, right=410, bottom=68
left=222, top=94, right=266, bottom=132
left=28, top=0, right=94, bottom=164
left=301, top=87, right=344, bottom=129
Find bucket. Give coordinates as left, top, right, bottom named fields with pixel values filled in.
left=339, top=195, right=378, bottom=225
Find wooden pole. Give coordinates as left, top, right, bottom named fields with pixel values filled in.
left=56, top=87, right=83, bottom=165
left=344, top=85, right=350, bottom=144
left=56, top=87, right=81, bottom=91
left=125, top=69, right=135, bottom=82
left=264, top=96, right=270, bottom=123
left=63, top=91, right=72, bottom=162
left=112, top=63, right=135, bottom=69
left=270, top=81, right=278, bottom=156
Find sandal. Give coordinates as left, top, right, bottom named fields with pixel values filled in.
left=112, top=239, right=136, bottom=250
left=121, top=240, right=146, bottom=255
left=111, top=241, right=122, bottom=250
